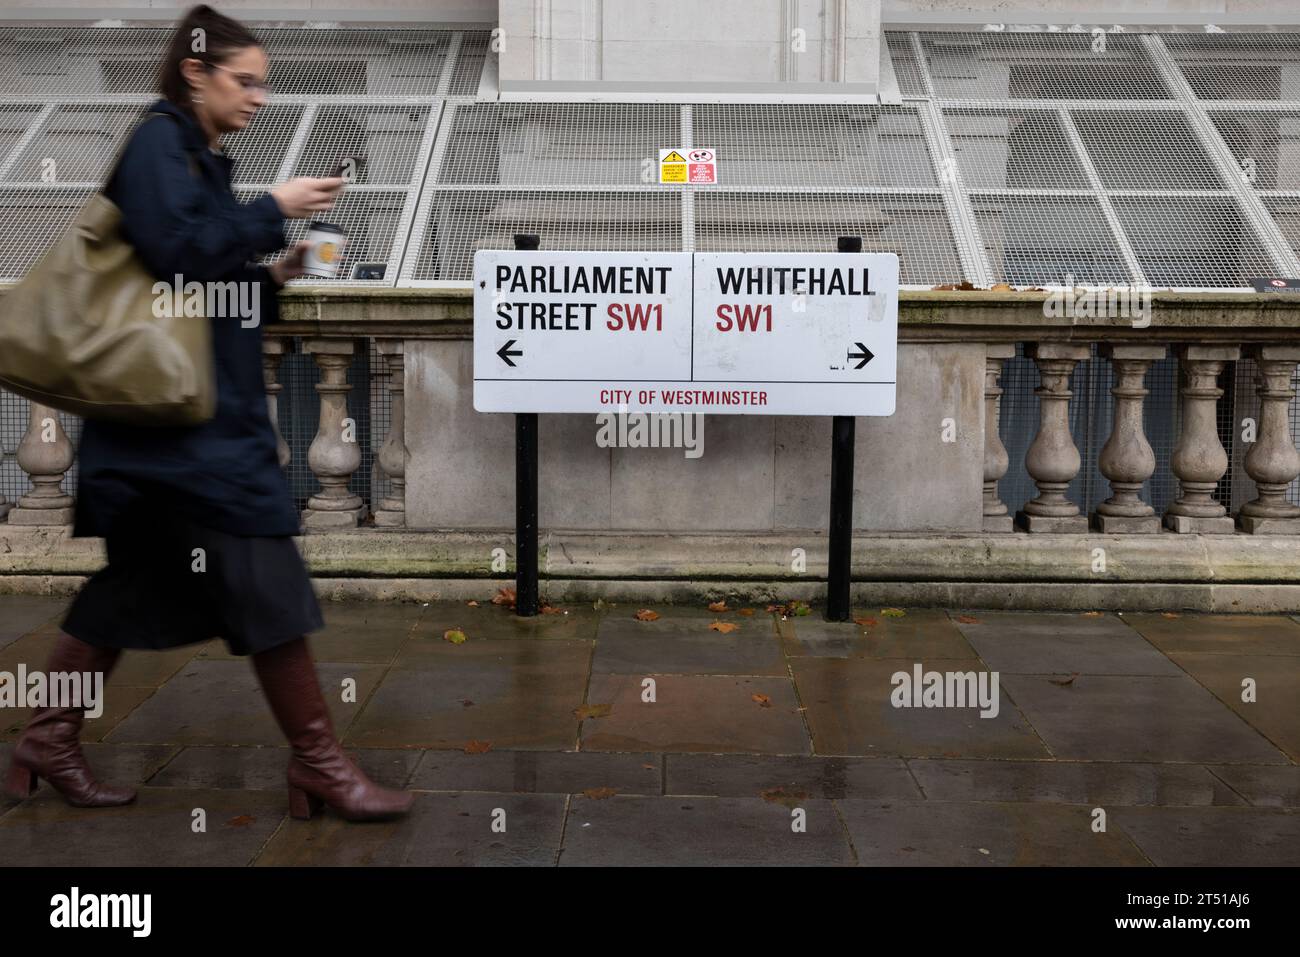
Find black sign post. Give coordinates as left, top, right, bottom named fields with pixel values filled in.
left=825, top=235, right=861, bottom=622
left=513, top=233, right=540, bottom=617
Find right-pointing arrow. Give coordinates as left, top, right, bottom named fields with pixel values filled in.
left=848, top=342, right=874, bottom=370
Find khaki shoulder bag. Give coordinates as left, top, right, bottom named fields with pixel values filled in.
left=0, top=111, right=217, bottom=425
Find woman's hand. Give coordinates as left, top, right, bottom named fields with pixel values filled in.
left=270, top=177, right=344, bottom=219
left=267, top=241, right=313, bottom=286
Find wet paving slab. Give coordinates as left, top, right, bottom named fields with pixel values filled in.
left=0, top=787, right=287, bottom=867
left=791, top=657, right=1049, bottom=759
left=558, top=794, right=854, bottom=866
left=254, top=791, right=566, bottom=866
left=1, top=596, right=1299, bottom=865
left=998, top=674, right=1290, bottom=764
left=836, top=800, right=1152, bottom=866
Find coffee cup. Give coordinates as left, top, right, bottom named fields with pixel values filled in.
left=303, top=221, right=347, bottom=279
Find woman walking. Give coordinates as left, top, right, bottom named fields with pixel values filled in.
left=3, top=5, right=413, bottom=822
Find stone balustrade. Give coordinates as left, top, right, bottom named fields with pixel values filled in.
left=1, top=289, right=1298, bottom=541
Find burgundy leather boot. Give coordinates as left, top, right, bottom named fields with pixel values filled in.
left=252, top=637, right=414, bottom=822
left=4, top=632, right=137, bottom=807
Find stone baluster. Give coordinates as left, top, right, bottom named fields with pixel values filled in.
left=302, top=339, right=364, bottom=529
left=373, top=340, right=407, bottom=527
left=8, top=402, right=75, bottom=526
left=983, top=343, right=1017, bottom=532
left=262, top=337, right=292, bottom=470
left=1015, top=343, right=1090, bottom=533
left=1093, top=344, right=1166, bottom=533
left=1237, top=345, right=1300, bottom=534
left=1164, top=345, right=1239, bottom=534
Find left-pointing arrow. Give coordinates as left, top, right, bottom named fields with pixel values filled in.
left=497, top=339, right=523, bottom=367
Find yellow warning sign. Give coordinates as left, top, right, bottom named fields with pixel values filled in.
left=659, top=148, right=687, bottom=184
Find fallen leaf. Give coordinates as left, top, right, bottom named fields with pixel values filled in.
left=641, top=763, right=656, bottom=770
left=881, top=607, right=906, bottom=618
left=464, top=740, right=492, bottom=754
left=634, top=609, right=660, bottom=621
left=227, top=815, right=255, bottom=827
left=573, top=703, right=613, bottom=720
left=788, top=600, right=811, bottom=617
left=583, top=787, right=617, bottom=800
left=854, top=617, right=879, bottom=627
left=760, top=785, right=808, bottom=808
left=765, top=604, right=781, bottom=614
left=491, top=587, right=516, bottom=608
left=540, top=604, right=565, bottom=615
left=738, top=608, right=755, bottom=616
left=443, top=628, right=468, bottom=644
left=1048, top=673, right=1078, bottom=687
left=1161, top=611, right=1181, bottom=619
left=465, top=600, right=479, bottom=607
left=751, top=693, right=771, bottom=707
left=955, top=615, right=980, bottom=624
left=708, top=600, right=729, bottom=612
left=710, top=620, right=739, bottom=633
left=1081, top=611, right=1103, bottom=618
left=989, top=282, right=1013, bottom=291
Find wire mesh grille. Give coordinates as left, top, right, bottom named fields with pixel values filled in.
left=1209, top=110, right=1300, bottom=191
left=2, top=103, right=142, bottom=184
left=909, top=32, right=1174, bottom=101
left=1072, top=110, right=1225, bottom=190
left=412, top=189, right=683, bottom=281
left=946, top=108, right=1089, bottom=189
left=1263, top=197, right=1300, bottom=260
left=1112, top=196, right=1278, bottom=288
left=694, top=192, right=963, bottom=285
left=1163, top=33, right=1300, bottom=101
left=971, top=194, right=1130, bottom=285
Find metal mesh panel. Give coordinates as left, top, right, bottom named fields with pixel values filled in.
left=0, top=187, right=93, bottom=282
left=1263, top=197, right=1300, bottom=260
left=691, top=104, right=937, bottom=189
left=1210, top=111, right=1300, bottom=191
left=221, top=104, right=306, bottom=184
left=448, top=31, right=490, bottom=97
left=913, top=32, right=1173, bottom=101
left=0, top=27, right=490, bottom=98
left=289, top=105, right=433, bottom=185
left=694, top=192, right=962, bottom=285
left=1163, top=33, right=1300, bottom=101
left=436, top=102, right=680, bottom=186
left=412, top=190, right=682, bottom=282
left=1072, top=110, right=1225, bottom=189
left=1112, top=197, right=1277, bottom=288
left=0, top=105, right=44, bottom=165
left=887, top=33, right=927, bottom=97
left=946, top=108, right=1089, bottom=189
left=239, top=187, right=408, bottom=279
left=2, top=103, right=142, bottom=184
left=971, top=195, right=1130, bottom=286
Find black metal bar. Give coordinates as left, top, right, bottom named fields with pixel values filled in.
left=826, top=236, right=862, bottom=622
left=514, top=233, right=540, bottom=617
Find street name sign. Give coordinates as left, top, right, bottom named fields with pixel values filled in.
left=473, top=249, right=898, bottom=416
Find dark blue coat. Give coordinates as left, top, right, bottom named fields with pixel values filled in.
left=72, top=97, right=301, bottom=539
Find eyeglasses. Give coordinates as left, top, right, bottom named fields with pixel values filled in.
left=207, top=63, right=273, bottom=95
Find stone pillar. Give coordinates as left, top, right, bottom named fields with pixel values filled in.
left=1164, top=344, right=1239, bottom=534
left=1015, top=342, right=1091, bottom=533
left=1093, top=344, right=1166, bottom=533
left=8, top=402, right=75, bottom=526
left=983, top=343, right=1017, bottom=532
left=262, top=336, right=292, bottom=470
left=373, top=340, right=407, bottom=527
left=1237, top=345, right=1300, bottom=534
left=301, top=338, right=365, bottom=529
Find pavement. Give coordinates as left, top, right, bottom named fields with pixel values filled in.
left=0, top=593, right=1297, bottom=866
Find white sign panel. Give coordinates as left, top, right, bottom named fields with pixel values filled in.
left=473, top=250, right=897, bottom=416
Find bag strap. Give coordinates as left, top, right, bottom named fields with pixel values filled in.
left=100, top=110, right=200, bottom=196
